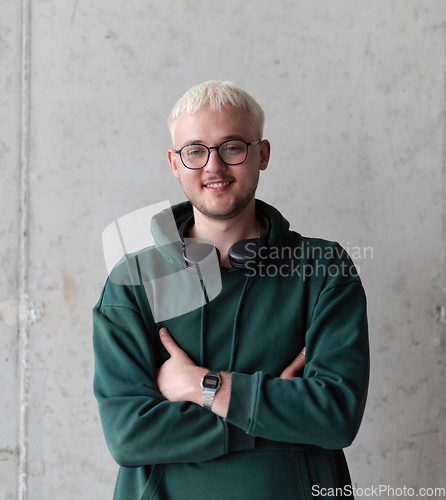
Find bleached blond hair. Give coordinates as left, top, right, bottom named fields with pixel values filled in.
left=167, top=80, right=265, bottom=143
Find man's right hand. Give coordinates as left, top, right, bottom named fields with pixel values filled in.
left=279, top=347, right=306, bottom=380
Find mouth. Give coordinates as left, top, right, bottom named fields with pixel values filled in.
left=203, top=180, right=234, bottom=192
left=204, top=181, right=233, bottom=188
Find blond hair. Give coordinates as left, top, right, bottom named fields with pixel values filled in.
left=167, top=80, right=265, bottom=143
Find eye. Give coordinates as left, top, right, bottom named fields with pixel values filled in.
left=221, top=141, right=244, bottom=155
left=184, top=145, right=207, bottom=158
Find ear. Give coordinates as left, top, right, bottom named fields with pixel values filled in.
left=168, top=149, right=180, bottom=179
left=259, top=139, right=271, bottom=171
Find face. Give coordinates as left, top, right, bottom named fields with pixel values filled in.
left=168, top=104, right=270, bottom=221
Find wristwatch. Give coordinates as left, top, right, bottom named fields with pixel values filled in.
left=201, top=371, right=221, bottom=410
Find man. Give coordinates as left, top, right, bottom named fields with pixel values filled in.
left=93, top=81, right=369, bottom=499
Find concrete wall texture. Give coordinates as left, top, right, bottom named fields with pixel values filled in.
left=1, top=1, right=445, bottom=498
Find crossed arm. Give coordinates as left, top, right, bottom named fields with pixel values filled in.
left=156, top=327, right=306, bottom=419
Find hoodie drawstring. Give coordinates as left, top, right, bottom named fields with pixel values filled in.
left=199, top=297, right=207, bottom=367
left=228, top=274, right=251, bottom=372
left=199, top=273, right=252, bottom=372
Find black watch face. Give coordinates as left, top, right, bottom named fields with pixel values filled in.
left=203, top=375, right=219, bottom=389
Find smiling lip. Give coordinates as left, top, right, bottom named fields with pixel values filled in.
left=203, top=180, right=234, bottom=192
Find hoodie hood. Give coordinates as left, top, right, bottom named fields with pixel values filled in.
left=149, top=200, right=193, bottom=269
left=150, top=199, right=291, bottom=268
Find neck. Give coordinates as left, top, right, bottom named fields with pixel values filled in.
left=190, top=201, right=260, bottom=268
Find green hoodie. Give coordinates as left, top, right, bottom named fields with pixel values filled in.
left=93, top=199, right=369, bottom=500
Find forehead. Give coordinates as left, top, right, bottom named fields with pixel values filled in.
left=173, top=104, right=256, bottom=146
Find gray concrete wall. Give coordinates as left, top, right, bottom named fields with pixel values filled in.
left=1, top=1, right=445, bottom=498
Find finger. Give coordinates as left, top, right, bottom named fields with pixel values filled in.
left=289, top=348, right=306, bottom=369
left=296, top=346, right=306, bottom=363
left=279, top=347, right=306, bottom=380
left=293, top=346, right=306, bottom=370
left=159, top=327, right=181, bottom=356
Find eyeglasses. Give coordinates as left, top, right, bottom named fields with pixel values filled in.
left=175, top=139, right=261, bottom=170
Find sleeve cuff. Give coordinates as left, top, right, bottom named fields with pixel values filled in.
left=225, top=371, right=260, bottom=434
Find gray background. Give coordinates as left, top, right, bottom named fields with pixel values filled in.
left=1, top=1, right=445, bottom=499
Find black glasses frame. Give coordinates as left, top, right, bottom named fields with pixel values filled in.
left=175, top=139, right=261, bottom=170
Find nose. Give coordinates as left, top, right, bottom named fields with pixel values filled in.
left=204, top=147, right=227, bottom=173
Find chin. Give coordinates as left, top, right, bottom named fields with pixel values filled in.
left=193, top=197, right=255, bottom=221
left=182, top=182, right=258, bottom=221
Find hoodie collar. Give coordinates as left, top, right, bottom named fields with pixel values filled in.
left=150, top=199, right=290, bottom=268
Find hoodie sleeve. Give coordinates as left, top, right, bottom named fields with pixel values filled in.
left=225, top=254, right=369, bottom=450
left=93, top=280, right=255, bottom=467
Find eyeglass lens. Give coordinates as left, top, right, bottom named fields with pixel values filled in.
left=181, top=140, right=247, bottom=169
